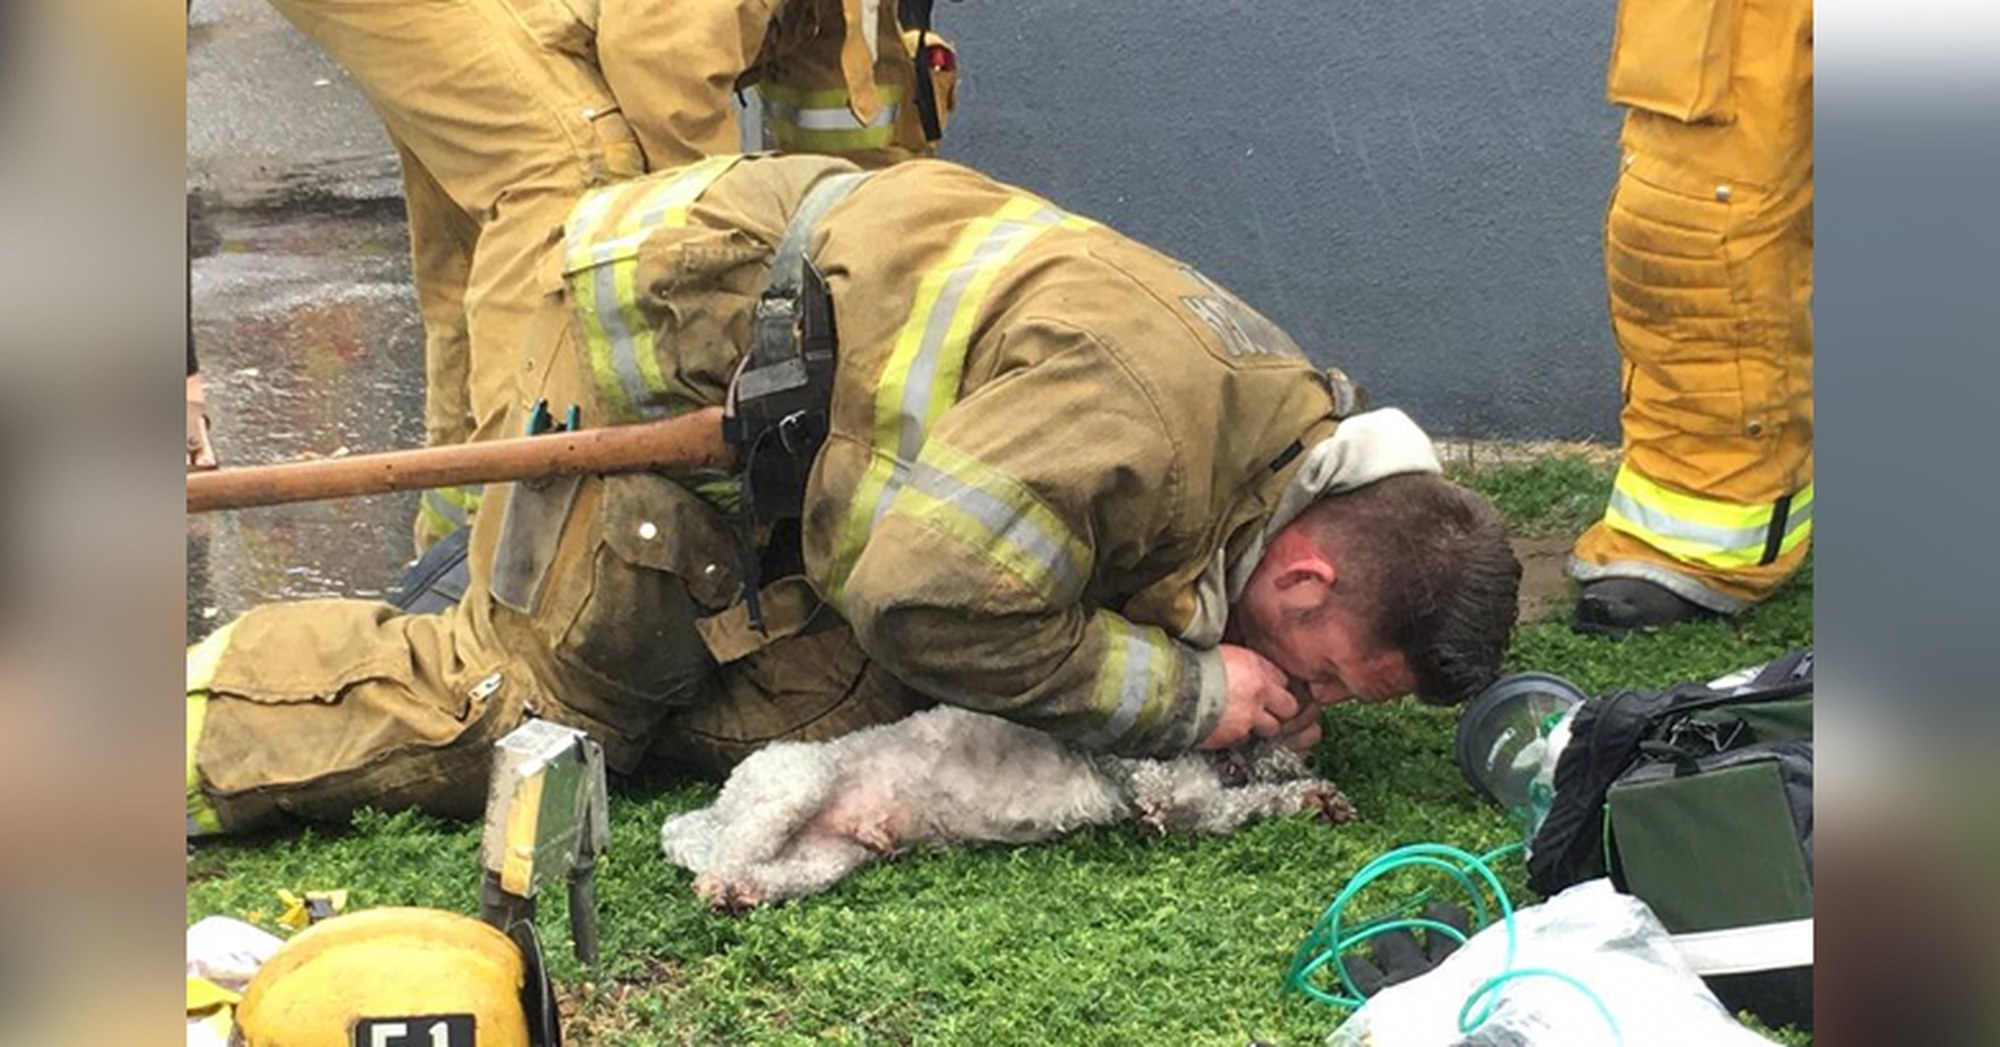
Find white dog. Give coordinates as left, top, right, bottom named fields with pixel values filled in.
left=660, top=705, right=1355, bottom=910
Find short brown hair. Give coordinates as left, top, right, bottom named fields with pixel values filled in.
left=1296, top=473, right=1521, bottom=705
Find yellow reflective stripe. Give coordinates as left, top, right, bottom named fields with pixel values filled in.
left=186, top=621, right=236, bottom=836
left=611, top=252, right=671, bottom=400
left=691, top=476, right=743, bottom=516
left=419, top=485, right=480, bottom=534
left=889, top=439, right=1089, bottom=602
left=569, top=261, right=629, bottom=414
left=187, top=620, right=236, bottom=693
left=1603, top=464, right=1815, bottom=569
left=769, top=123, right=898, bottom=152
left=762, top=83, right=905, bottom=152
left=563, top=156, right=741, bottom=271
left=564, top=157, right=741, bottom=419
left=188, top=692, right=222, bottom=835
left=827, top=196, right=1086, bottom=598
left=562, top=185, right=624, bottom=273
left=1085, top=617, right=1177, bottom=747
left=1613, top=465, right=1783, bottom=532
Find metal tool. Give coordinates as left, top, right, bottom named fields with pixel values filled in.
left=478, top=719, right=611, bottom=966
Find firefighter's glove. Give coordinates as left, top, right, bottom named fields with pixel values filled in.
left=1339, top=901, right=1471, bottom=997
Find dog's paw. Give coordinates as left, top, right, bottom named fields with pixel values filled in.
left=852, top=820, right=902, bottom=857
left=1301, top=784, right=1358, bottom=825
left=692, top=872, right=766, bottom=914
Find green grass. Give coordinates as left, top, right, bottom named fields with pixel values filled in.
left=188, top=455, right=1813, bottom=1045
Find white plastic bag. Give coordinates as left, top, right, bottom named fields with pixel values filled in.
left=1328, top=879, right=1775, bottom=1047
left=186, top=915, right=283, bottom=990
left=187, top=917, right=284, bottom=1047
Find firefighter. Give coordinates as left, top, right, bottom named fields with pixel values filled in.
left=186, top=155, right=1521, bottom=835
left=262, top=0, right=957, bottom=552
left=1568, top=0, right=1814, bottom=634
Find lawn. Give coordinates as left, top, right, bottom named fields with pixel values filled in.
left=186, top=454, right=1813, bottom=1045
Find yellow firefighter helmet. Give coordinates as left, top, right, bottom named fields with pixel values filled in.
left=234, top=907, right=556, bottom=1047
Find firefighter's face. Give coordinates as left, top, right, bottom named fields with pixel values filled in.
left=1230, top=526, right=1417, bottom=706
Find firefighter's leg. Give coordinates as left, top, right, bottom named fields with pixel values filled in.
left=1570, top=0, right=1813, bottom=628
left=1570, top=157, right=1813, bottom=623
left=397, top=141, right=487, bottom=554
left=185, top=589, right=528, bottom=836
left=595, top=0, right=778, bottom=168
left=187, top=469, right=731, bottom=833
left=262, top=0, right=645, bottom=444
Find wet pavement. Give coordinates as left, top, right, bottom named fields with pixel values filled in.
left=186, top=0, right=429, bottom=643
left=185, top=199, right=428, bottom=643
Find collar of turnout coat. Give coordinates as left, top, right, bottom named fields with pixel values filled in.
left=1179, top=408, right=1443, bottom=647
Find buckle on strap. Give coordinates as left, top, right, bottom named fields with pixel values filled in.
left=724, top=171, right=874, bottom=631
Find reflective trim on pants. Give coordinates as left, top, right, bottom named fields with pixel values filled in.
left=760, top=82, right=903, bottom=153
left=185, top=622, right=237, bottom=837
left=1602, top=462, right=1813, bottom=571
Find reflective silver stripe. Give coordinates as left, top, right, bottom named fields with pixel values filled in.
left=1783, top=498, right=1813, bottom=535
left=588, top=187, right=688, bottom=270
left=1098, top=625, right=1156, bottom=745
left=766, top=100, right=901, bottom=131
left=563, top=189, right=620, bottom=271
left=588, top=261, right=651, bottom=414
left=906, top=461, right=1086, bottom=599
left=422, top=488, right=469, bottom=529
left=1606, top=487, right=1769, bottom=553
left=872, top=209, right=1067, bottom=528
left=602, top=189, right=699, bottom=416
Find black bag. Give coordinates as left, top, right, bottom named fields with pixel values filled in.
left=1527, top=650, right=1814, bottom=1031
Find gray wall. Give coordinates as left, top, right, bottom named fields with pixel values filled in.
left=935, top=0, right=1627, bottom=441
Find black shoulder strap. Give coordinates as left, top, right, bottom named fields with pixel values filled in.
left=724, top=170, right=873, bottom=631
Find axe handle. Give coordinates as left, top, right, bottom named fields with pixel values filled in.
left=187, top=407, right=733, bottom=514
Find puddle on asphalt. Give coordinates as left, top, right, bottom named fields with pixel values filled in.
left=187, top=200, right=426, bottom=643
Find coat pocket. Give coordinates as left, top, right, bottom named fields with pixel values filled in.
left=1605, top=0, right=1742, bottom=123
left=202, top=602, right=464, bottom=717
left=543, top=473, right=741, bottom=707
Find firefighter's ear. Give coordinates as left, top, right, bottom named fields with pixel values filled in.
left=1270, top=554, right=1338, bottom=616
left=1256, top=524, right=1339, bottom=614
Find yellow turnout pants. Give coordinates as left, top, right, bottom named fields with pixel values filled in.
left=265, top=0, right=649, bottom=550
left=1570, top=0, right=1814, bottom=612
left=187, top=287, right=923, bottom=834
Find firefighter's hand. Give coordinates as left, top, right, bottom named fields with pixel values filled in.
left=1200, top=645, right=1301, bottom=750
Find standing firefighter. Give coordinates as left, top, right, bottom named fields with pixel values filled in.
left=186, top=155, right=1521, bottom=835
left=1568, top=0, right=1814, bottom=633
left=260, top=0, right=958, bottom=552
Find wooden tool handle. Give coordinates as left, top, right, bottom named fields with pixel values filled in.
left=187, top=407, right=733, bottom=514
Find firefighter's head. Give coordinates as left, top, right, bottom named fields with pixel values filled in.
left=1231, top=472, right=1520, bottom=710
